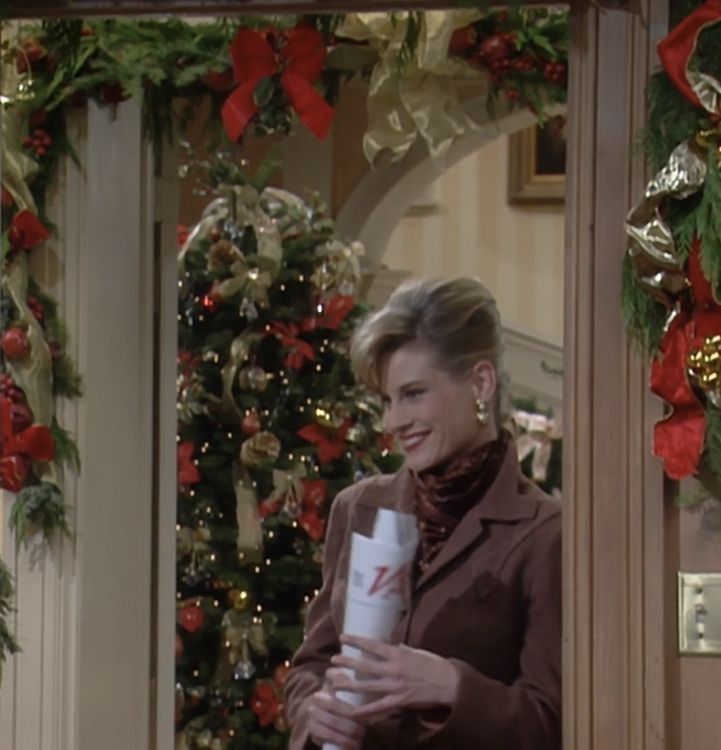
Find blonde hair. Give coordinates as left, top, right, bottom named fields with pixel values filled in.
left=351, top=277, right=507, bottom=410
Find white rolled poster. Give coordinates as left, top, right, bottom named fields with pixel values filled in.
left=323, top=508, right=418, bottom=750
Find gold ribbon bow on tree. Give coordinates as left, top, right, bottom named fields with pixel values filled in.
left=334, top=11, right=484, bottom=163
left=513, top=409, right=561, bottom=483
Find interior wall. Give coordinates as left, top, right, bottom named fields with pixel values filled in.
left=382, top=135, right=565, bottom=347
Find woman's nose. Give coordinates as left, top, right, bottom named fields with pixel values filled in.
left=383, top=402, right=410, bottom=433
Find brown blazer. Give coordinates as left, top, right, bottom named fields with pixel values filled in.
left=284, top=442, right=561, bottom=750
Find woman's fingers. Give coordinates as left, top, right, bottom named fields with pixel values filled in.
left=307, top=691, right=364, bottom=749
left=330, top=654, right=390, bottom=677
left=351, top=694, right=403, bottom=721
left=327, top=668, right=399, bottom=696
left=340, top=634, right=394, bottom=659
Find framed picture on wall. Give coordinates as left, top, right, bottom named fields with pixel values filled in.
left=507, top=117, right=566, bottom=204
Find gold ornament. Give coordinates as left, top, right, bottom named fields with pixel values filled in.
left=312, top=239, right=364, bottom=297
left=240, top=431, right=281, bottom=467
left=238, top=364, right=268, bottom=392
left=228, top=589, right=250, bottom=610
left=207, top=238, right=244, bottom=270
left=687, top=334, right=721, bottom=407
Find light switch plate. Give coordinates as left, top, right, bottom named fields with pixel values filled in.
left=678, top=572, right=721, bottom=656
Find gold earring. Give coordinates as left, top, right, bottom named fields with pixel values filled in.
left=475, top=398, right=490, bottom=426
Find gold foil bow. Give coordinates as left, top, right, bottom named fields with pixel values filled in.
left=335, top=11, right=484, bottom=162
left=626, top=140, right=706, bottom=304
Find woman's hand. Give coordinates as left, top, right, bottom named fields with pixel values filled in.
left=328, top=635, right=459, bottom=721
left=306, top=687, right=365, bottom=750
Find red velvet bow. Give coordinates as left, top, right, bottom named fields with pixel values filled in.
left=0, top=396, right=55, bottom=492
left=269, top=322, right=315, bottom=369
left=8, top=209, right=50, bottom=251
left=297, top=418, right=351, bottom=464
left=301, top=295, right=355, bottom=332
left=657, top=0, right=721, bottom=108
left=177, top=441, right=201, bottom=486
left=222, top=22, right=334, bottom=142
left=650, top=241, right=721, bottom=479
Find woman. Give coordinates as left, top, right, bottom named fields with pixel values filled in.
left=284, top=277, right=561, bottom=750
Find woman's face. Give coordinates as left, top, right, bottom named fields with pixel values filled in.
left=380, top=341, right=494, bottom=473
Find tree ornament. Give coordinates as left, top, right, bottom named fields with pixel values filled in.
left=241, top=410, right=261, bottom=436
left=448, top=25, right=477, bottom=57
left=240, top=431, right=281, bottom=467
left=10, top=402, right=34, bottom=433
left=228, top=589, right=250, bottom=610
left=178, top=604, right=205, bottom=634
left=479, top=34, right=514, bottom=64
left=0, top=454, right=31, bottom=493
left=1, top=326, right=31, bottom=360
left=687, top=334, right=721, bottom=406
left=238, top=365, right=268, bottom=392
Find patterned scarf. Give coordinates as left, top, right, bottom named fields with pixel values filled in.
left=412, top=430, right=510, bottom=574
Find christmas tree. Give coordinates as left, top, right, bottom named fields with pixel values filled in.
left=175, top=165, right=400, bottom=750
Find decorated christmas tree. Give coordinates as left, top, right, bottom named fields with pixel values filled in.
left=174, top=164, right=400, bottom=750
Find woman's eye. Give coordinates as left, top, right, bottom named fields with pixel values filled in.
left=405, top=388, right=425, bottom=399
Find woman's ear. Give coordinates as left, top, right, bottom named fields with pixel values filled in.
left=471, top=360, right=497, bottom=403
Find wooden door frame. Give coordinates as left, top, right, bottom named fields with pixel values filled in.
left=2, top=2, right=675, bottom=749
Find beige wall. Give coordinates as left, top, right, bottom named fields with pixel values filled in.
left=382, top=134, right=565, bottom=347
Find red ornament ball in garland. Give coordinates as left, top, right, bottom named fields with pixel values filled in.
left=1, top=326, right=31, bottom=360
left=241, top=410, right=261, bottom=436
left=479, top=34, right=515, bottom=64
left=0, top=454, right=31, bottom=493
left=178, top=605, right=205, bottom=634
left=448, top=25, right=477, bottom=57
left=10, top=402, right=34, bottom=432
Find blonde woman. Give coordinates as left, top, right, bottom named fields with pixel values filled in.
left=285, top=277, right=561, bottom=750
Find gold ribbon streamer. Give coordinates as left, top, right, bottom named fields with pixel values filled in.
left=335, top=11, right=484, bottom=162
left=626, top=140, right=706, bottom=303
left=233, top=462, right=263, bottom=562
left=219, top=333, right=253, bottom=423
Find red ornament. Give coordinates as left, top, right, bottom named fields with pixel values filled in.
left=10, top=402, right=34, bottom=433
left=241, top=410, right=261, bottom=436
left=1, top=327, right=31, bottom=360
left=448, top=25, right=478, bottom=57
left=201, top=293, right=218, bottom=312
left=479, top=34, right=514, bottom=64
left=178, top=605, right=205, bottom=634
left=98, top=82, right=129, bottom=104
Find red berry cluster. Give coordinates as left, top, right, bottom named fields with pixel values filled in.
left=27, top=296, right=45, bottom=324
left=543, top=61, right=567, bottom=86
left=21, top=129, right=53, bottom=159
left=0, top=373, right=24, bottom=404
